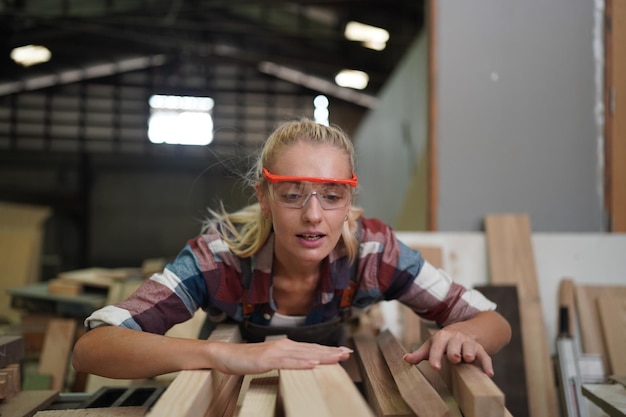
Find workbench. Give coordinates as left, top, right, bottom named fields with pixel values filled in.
left=8, top=283, right=107, bottom=319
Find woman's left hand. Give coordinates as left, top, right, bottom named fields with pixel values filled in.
left=402, top=326, right=494, bottom=377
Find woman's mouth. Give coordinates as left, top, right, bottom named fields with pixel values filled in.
left=297, top=234, right=324, bottom=241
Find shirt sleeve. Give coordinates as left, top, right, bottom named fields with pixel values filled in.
left=84, top=240, right=212, bottom=334
left=354, top=217, right=496, bottom=327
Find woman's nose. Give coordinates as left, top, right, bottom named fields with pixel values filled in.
left=301, top=192, right=323, bottom=222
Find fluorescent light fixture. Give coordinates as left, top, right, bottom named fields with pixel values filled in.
left=335, top=70, right=369, bottom=90
left=344, top=21, right=389, bottom=51
left=10, top=45, right=52, bottom=67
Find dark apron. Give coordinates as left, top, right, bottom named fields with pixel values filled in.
left=239, top=316, right=347, bottom=346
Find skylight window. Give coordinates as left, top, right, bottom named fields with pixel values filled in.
left=148, top=95, right=214, bottom=145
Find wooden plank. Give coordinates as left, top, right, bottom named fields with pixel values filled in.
left=204, top=371, right=242, bottom=417
left=575, top=285, right=626, bottom=375
left=47, top=279, right=83, bottom=296
left=312, top=364, right=375, bottom=417
left=376, top=330, right=450, bottom=417
left=416, top=362, right=462, bottom=417
left=582, top=384, right=626, bottom=417
left=605, top=0, right=626, bottom=231
left=279, top=369, right=333, bottom=417
left=475, top=285, right=529, bottom=417
left=147, top=324, right=241, bottom=417
left=0, top=390, right=59, bottom=417
left=597, top=295, right=626, bottom=376
left=0, top=363, right=21, bottom=399
left=352, top=333, right=414, bottom=417
left=237, top=372, right=279, bottom=417
left=57, top=267, right=137, bottom=288
left=147, top=370, right=214, bottom=417
left=0, top=371, right=8, bottom=400
left=485, top=213, right=559, bottom=417
left=33, top=407, right=147, bottom=417
left=439, top=359, right=505, bottom=417
left=38, top=318, right=77, bottom=391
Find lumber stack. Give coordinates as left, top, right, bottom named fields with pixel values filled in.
left=141, top=325, right=509, bottom=417
left=0, top=335, right=60, bottom=417
left=0, top=336, right=24, bottom=402
left=47, top=267, right=143, bottom=296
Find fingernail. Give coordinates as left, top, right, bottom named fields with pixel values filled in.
left=339, top=347, right=353, bottom=353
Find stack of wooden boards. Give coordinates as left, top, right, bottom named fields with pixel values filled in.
left=108, top=324, right=509, bottom=417
left=47, top=267, right=144, bottom=297
left=0, top=335, right=59, bottom=417
left=46, top=258, right=166, bottom=297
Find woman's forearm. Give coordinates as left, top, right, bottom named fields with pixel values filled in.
left=72, top=326, right=213, bottom=379
left=72, top=325, right=353, bottom=378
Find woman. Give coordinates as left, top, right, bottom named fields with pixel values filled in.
left=73, top=118, right=511, bottom=379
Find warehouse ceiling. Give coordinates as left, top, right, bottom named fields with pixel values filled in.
left=0, top=0, right=424, bottom=101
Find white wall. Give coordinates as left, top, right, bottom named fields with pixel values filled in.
left=436, top=0, right=604, bottom=231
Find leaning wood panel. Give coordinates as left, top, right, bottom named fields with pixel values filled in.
left=353, top=333, right=414, bottom=417
left=475, top=285, right=529, bottom=417
left=38, top=319, right=77, bottom=391
left=376, top=330, right=450, bottom=417
left=575, top=285, right=626, bottom=375
left=485, top=213, right=558, bottom=417
left=596, top=295, right=626, bottom=376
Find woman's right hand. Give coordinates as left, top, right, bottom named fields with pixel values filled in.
left=207, top=338, right=353, bottom=375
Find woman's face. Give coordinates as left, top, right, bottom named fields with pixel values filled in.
left=258, top=141, right=353, bottom=269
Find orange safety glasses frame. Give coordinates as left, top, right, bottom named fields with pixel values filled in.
left=262, top=167, right=358, bottom=187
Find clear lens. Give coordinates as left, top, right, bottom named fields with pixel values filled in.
left=270, top=181, right=351, bottom=209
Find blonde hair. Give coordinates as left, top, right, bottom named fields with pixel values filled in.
left=207, top=118, right=363, bottom=262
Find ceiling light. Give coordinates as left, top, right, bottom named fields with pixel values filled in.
left=10, top=45, right=51, bottom=67
left=344, top=21, right=389, bottom=51
left=335, top=70, right=369, bottom=90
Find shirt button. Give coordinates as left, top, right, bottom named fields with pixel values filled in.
left=263, top=313, right=271, bottom=320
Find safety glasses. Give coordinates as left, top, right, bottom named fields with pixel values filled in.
left=262, top=168, right=358, bottom=210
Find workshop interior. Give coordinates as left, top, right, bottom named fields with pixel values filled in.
left=0, top=0, right=625, bottom=416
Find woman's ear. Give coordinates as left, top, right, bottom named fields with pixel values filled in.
left=256, top=183, right=270, bottom=215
